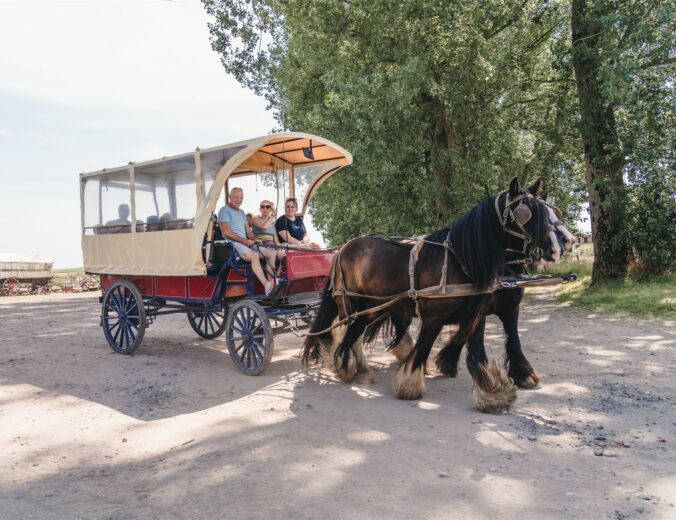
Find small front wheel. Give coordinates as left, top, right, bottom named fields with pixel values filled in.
left=225, top=300, right=273, bottom=375
left=187, top=308, right=227, bottom=339
left=102, top=280, right=146, bottom=354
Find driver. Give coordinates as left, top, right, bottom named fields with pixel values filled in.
left=218, top=187, right=276, bottom=295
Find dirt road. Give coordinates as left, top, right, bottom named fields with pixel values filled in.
left=0, top=290, right=674, bottom=519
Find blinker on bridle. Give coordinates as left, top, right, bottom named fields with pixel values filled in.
left=495, top=191, right=542, bottom=258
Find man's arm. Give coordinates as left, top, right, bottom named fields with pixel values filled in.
left=220, top=222, right=254, bottom=246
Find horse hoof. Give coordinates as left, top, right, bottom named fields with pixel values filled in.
left=511, top=370, right=542, bottom=390
left=355, top=367, right=375, bottom=384
left=335, top=361, right=358, bottom=383
left=474, top=360, right=518, bottom=414
left=517, top=376, right=541, bottom=390
left=392, top=358, right=426, bottom=400
left=439, top=366, right=458, bottom=378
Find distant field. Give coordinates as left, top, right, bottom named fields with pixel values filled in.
left=54, top=267, right=85, bottom=274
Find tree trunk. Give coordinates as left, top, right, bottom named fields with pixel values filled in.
left=571, top=0, right=628, bottom=282
left=429, top=101, right=455, bottom=226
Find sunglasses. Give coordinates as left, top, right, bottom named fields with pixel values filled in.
left=260, top=204, right=272, bottom=209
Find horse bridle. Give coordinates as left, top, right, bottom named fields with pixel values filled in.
left=495, top=191, right=541, bottom=257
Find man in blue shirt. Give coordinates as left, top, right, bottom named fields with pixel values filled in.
left=218, top=187, right=275, bottom=295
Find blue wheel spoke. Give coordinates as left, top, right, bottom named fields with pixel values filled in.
left=234, top=314, right=246, bottom=331
left=113, top=322, right=124, bottom=345
left=108, top=320, right=122, bottom=333
left=249, top=343, right=263, bottom=363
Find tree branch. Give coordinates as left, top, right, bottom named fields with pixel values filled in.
left=483, top=0, right=529, bottom=40
left=640, top=56, right=676, bottom=70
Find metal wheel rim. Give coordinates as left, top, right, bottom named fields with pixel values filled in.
left=226, top=302, right=273, bottom=375
left=103, top=283, right=144, bottom=353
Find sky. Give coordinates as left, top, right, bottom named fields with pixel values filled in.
left=0, top=0, right=277, bottom=268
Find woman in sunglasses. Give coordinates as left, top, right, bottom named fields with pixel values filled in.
left=251, top=199, right=281, bottom=249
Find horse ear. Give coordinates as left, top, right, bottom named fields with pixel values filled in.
left=508, top=177, right=521, bottom=198
left=542, top=191, right=548, bottom=202
left=528, top=177, right=543, bottom=196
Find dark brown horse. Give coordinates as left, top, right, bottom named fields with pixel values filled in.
left=302, top=178, right=567, bottom=413
left=369, top=179, right=577, bottom=390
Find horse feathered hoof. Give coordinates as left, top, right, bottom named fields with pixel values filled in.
left=355, top=366, right=375, bottom=384
left=435, top=357, right=458, bottom=378
left=473, top=360, right=517, bottom=413
left=515, top=373, right=541, bottom=390
left=509, top=364, right=542, bottom=389
left=392, top=356, right=426, bottom=400
left=334, top=358, right=358, bottom=382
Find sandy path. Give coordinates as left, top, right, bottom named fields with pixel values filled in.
left=0, top=290, right=674, bottom=520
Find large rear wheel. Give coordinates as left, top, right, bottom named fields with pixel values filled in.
left=2, top=278, right=20, bottom=296
left=225, top=300, right=273, bottom=375
left=187, top=308, right=227, bottom=339
left=102, top=280, right=146, bottom=354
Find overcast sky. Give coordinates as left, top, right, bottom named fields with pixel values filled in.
left=0, top=0, right=276, bottom=268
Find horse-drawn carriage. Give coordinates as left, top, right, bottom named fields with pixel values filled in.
left=80, top=132, right=351, bottom=375
left=0, top=254, right=54, bottom=296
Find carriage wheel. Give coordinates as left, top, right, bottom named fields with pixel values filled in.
left=41, top=282, right=53, bottom=295
left=187, top=308, right=227, bottom=339
left=102, top=280, right=146, bottom=354
left=29, top=284, right=40, bottom=295
left=225, top=300, right=274, bottom=376
left=2, top=278, right=20, bottom=296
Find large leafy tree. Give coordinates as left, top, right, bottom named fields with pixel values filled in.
left=203, top=0, right=585, bottom=245
left=571, top=0, right=674, bottom=281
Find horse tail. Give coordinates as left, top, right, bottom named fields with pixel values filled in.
left=362, top=315, right=392, bottom=349
left=301, top=277, right=339, bottom=364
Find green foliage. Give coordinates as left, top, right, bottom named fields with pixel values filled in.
left=203, top=0, right=586, bottom=245
left=203, top=0, right=674, bottom=276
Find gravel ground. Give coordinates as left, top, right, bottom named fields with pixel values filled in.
left=0, top=289, right=674, bottom=520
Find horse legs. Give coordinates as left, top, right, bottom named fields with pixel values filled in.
left=435, top=333, right=464, bottom=378
left=392, top=320, right=443, bottom=400
left=465, top=317, right=517, bottom=413
left=389, top=316, right=415, bottom=362
left=332, top=317, right=372, bottom=383
left=499, top=308, right=541, bottom=389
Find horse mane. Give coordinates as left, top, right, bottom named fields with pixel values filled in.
left=418, top=196, right=505, bottom=290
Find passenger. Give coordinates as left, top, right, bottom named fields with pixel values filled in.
left=252, top=200, right=285, bottom=269
left=145, top=215, right=162, bottom=232
left=275, top=198, right=320, bottom=249
left=218, top=187, right=276, bottom=295
left=159, top=213, right=177, bottom=230
left=105, top=203, right=131, bottom=232
left=251, top=200, right=279, bottom=248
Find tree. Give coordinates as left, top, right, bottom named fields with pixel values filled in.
left=204, top=0, right=586, bottom=245
left=571, top=0, right=674, bottom=281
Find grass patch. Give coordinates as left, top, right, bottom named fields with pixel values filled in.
left=536, top=244, right=675, bottom=318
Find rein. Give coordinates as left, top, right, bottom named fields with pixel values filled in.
left=295, top=193, right=563, bottom=338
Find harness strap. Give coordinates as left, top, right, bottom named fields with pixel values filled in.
left=408, top=236, right=423, bottom=300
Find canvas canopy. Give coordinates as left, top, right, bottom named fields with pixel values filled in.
left=80, top=132, right=352, bottom=276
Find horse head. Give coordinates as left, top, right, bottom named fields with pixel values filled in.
left=498, top=177, right=573, bottom=265
left=527, top=178, right=577, bottom=257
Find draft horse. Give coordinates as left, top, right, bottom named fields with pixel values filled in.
left=374, top=179, right=577, bottom=390
left=302, top=178, right=563, bottom=413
